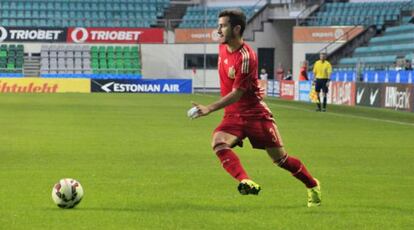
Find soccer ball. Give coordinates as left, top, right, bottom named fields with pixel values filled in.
left=51, top=178, right=84, bottom=209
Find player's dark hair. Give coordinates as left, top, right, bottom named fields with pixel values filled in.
left=218, top=9, right=246, bottom=37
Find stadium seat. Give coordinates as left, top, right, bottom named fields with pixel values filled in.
left=0, top=44, right=24, bottom=75
left=306, top=1, right=412, bottom=27
left=179, top=5, right=260, bottom=28
left=336, top=14, right=414, bottom=71
left=41, top=44, right=141, bottom=78
left=0, top=0, right=170, bottom=28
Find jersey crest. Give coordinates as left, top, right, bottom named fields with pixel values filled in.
left=228, top=66, right=235, bottom=79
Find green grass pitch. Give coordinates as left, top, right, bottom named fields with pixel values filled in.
left=0, top=93, right=413, bottom=229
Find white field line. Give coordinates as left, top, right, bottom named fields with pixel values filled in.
left=194, top=93, right=414, bottom=127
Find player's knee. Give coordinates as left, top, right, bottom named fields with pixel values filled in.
left=274, top=153, right=288, bottom=166
left=212, top=142, right=230, bottom=153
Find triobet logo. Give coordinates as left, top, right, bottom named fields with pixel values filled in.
left=70, top=27, right=142, bottom=43
left=0, top=81, right=59, bottom=93
left=0, top=27, right=63, bottom=42
left=0, top=27, right=7, bottom=42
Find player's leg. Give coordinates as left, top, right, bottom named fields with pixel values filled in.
left=266, top=147, right=317, bottom=188
left=212, top=131, right=248, bottom=182
left=321, top=91, right=327, bottom=111
left=212, top=131, right=261, bottom=195
left=266, top=147, right=321, bottom=207
left=315, top=80, right=322, bottom=111
left=250, top=120, right=320, bottom=206
left=321, top=81, right=328, bottom=111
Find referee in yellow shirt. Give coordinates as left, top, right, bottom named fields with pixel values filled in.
left=312, top=52, right=332, bottom=112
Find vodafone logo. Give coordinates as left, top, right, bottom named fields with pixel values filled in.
left=0, top=27, right=7, bottom=42
left=334, top=29, right=344, bottom=39
left=70, top=27, right=142, bottom=43
left=71, top=27, right=89, bottom=43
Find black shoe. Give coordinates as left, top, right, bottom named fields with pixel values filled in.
left=316, top=108, right=321, bottom=112
left=237, top=179, right=261, bottom=195
left=322, top=108, right=326, bottom=112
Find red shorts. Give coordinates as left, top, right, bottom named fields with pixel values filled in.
left=213, top=114, right=284, bottom=149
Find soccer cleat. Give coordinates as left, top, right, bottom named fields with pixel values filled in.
left=238, top=179, right=261, bottom=195
left=307, top=179, right=321, bottom=207
left=322, top=108, right=326, bottom=112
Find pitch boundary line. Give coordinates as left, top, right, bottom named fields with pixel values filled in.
left=194, top=93, right=414, bottom=127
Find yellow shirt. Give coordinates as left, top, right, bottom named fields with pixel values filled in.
left=313, top=60, right=332, bottom=80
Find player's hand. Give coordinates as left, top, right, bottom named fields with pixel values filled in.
left=191, top=101, right=211, bottom=118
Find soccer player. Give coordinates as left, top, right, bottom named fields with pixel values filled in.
left=191, top=9, right=321, bottom=207
left=312, top=52, right=332, bottom=112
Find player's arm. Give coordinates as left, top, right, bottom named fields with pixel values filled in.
left=313, top=62, right=318, bottom=77
left=325, top=62, right=332, bottom=87
left=192, top=88, right=244, bottom=117
left=326, top=62, right=332, bottom=79
left=312, top=62, right=318, bottom=83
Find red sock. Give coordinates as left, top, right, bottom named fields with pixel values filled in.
left=216, top=149, right=249, bottom=182
left=277, top=155, right=317, bottom=188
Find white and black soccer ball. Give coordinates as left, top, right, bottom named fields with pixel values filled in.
left=51, top=178, right=84, bottom=209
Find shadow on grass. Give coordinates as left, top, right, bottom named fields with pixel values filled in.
left=45, top=202, right=304, bottom=213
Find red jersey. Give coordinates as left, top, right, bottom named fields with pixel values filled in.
left=218, top=42, right=271, bottom=117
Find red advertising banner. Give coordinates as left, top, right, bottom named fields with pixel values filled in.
left=330, top=82, right=356, bottom=106
left=293, top=26, right=364, bottom=43
left=67, top=27, right=164, bottom=44
left=175, top=28, right=219, bottom=43
left=280, top=80, right=295, bottom=100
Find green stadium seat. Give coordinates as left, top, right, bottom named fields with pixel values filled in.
left=79, top=45, right=141, bottom=76
left=0, top=51, right=7, bottom=58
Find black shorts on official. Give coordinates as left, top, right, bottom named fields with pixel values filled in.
left=315, top=79, right=329, bottom=93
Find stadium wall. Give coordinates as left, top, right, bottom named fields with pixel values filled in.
left=249, top=20, right=295, bottom=78
left=292, top=26, right=365, bottom=81
left=7, top=20, right=292, bottom=90
left=141, top=44, right=220, bottom=89
left=292, top=42, right=342, bottom=80
left=143, top=19, right=295, bottom=88
left=3, top=42, right=137, bottom=55
left=269, top=80, right=414, bottom=113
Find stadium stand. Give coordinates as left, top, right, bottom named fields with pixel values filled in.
left=41, top=45, right=91, bottom=77
left=337, top=23, right=414, bottom=70
left=304, top=0, right=414, bottom=72
left=41, top=45, right=141, bottom=79
left=0, top=0, right=170, bottom=28
left=179, top=5, right=258, bottom=28
left=0, top=44, right=24, bottom=77
left=90, top=46, right=141, bottom=75
left=307, top=1, right=412, bottom=28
